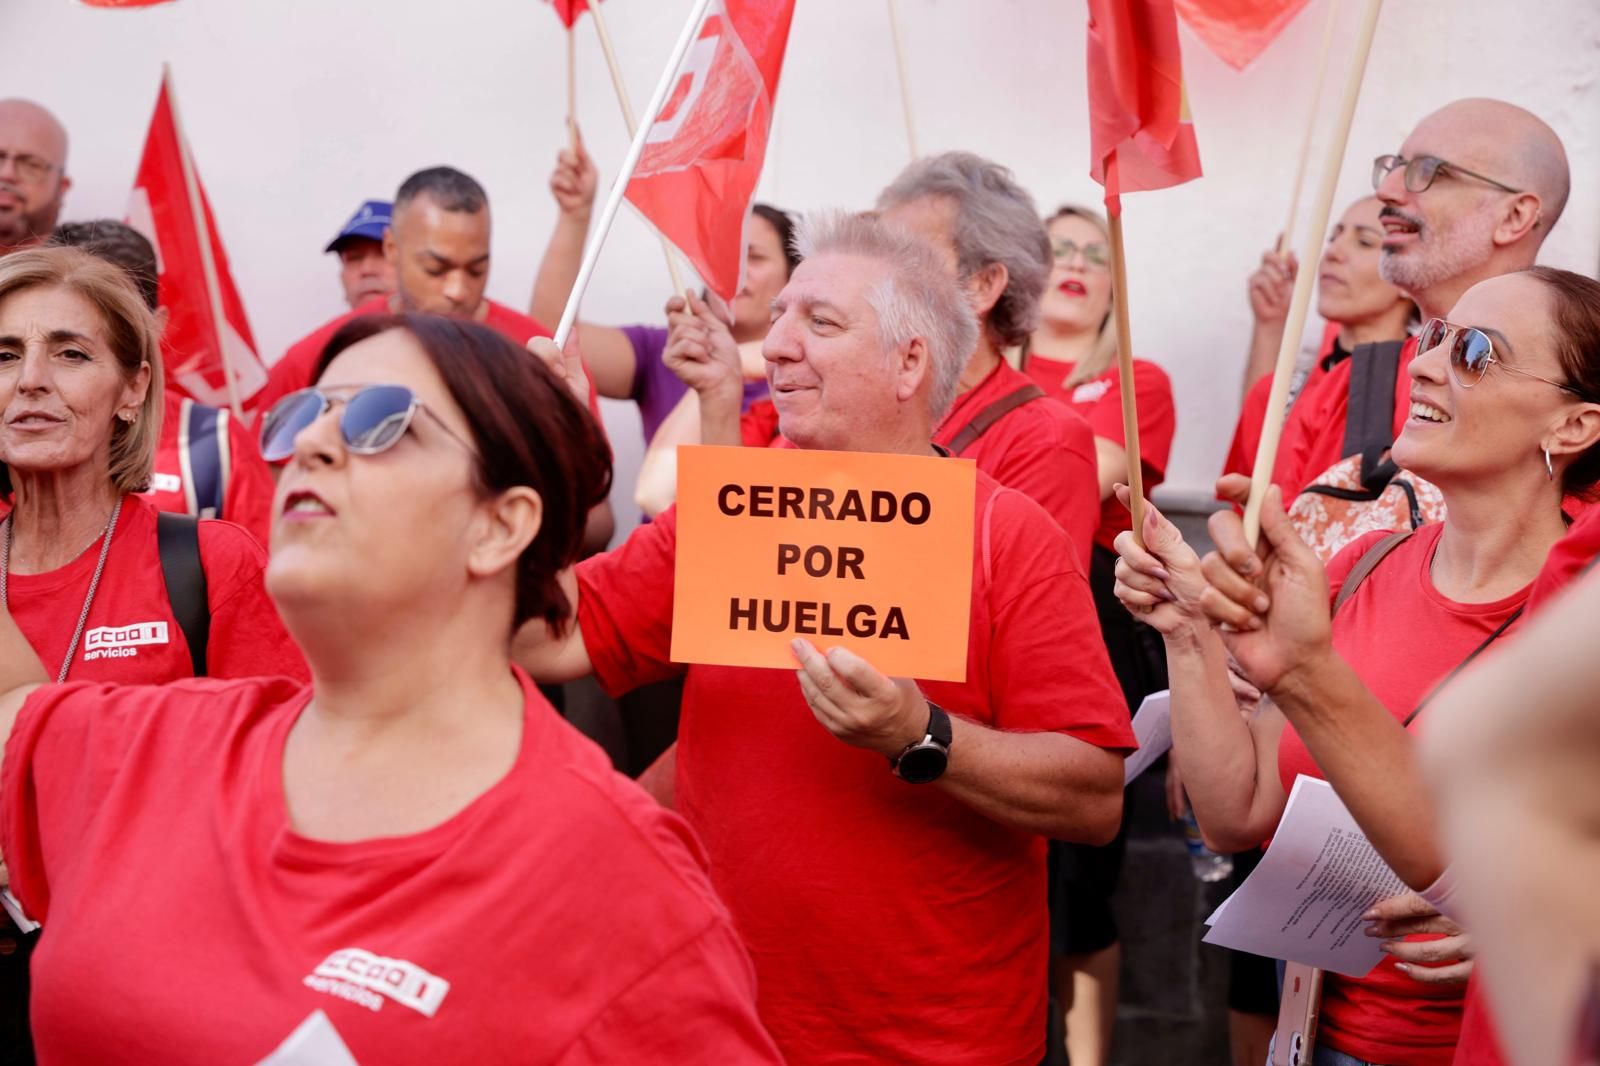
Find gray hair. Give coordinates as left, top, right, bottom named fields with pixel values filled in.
left=793, top=210, right=977, bottom=420
left=876, top=151, right=1051, bottom=347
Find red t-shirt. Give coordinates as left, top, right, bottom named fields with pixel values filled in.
left=739, top=397, right=783, bottom=449
left=1022, top=356, right=1176, bottom=551
left=1276, top=523, right=1529, bottom=1065
left=1223, top=324, right=1343, bottom=482
left=576, top=474, right=1134, bottom=1065
left=142, top=390, right=276, bottom=546
left=1, top=669, right=781, bottom=1064
left=1272, top=335, right=1419, bottom=498
left=932, top=359, right=1100, bottom=566
left=6, top=494, right=305, bottom=683
left=254, top=297, right=554, bottom=417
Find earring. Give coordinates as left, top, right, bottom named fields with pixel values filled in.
left=1545, top=446, right=1555, bottom=482
left=118, top=411, right=135, bottom=425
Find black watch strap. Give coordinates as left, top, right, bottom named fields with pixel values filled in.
left=925, top=701, right=952, bottom=746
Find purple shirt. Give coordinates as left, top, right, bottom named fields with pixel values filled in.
left=621, top=324, right=769, bottom=445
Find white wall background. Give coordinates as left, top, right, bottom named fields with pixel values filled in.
left=5, top=0, right=1599, bottom=533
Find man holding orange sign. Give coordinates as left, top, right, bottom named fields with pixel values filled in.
left=520, top=211, right=1131, bottom=1066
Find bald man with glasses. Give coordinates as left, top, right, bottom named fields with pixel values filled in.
left=0, top=100, right=70, bottom=256
left=1270, top=97, right=1571, bottom=501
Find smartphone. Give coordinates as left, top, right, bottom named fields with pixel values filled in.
left=1272, top=963, right=1323, bottom=1066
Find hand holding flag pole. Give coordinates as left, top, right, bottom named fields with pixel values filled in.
left=1278, top=0, right=1339, bottom=254
left=1242, top=0, right=1385, bottom=547
left=554, top=0, right=718, bottom=348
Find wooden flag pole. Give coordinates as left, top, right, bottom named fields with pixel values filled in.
left=1106, top=209, right=1147, bottom=548
left=886, top=0, right=919, bottom=160
left=1278, top=0, right=1339, bottom=254
left=1243, top=0, right=1384, bottom=546
left=587, top=0, right=688, bottom=295
left=554, top=0, right=715, bottom=347
left=567, top=27, right=580, bottom=151
left=164, top=63, right=243, bottom=420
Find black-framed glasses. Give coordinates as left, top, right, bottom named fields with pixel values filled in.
left=1418, top=318, right=1589, bottom=398
left=260, top=385, right=476, bottom=463
left=1372, top=154, right=1521, bottom=196
left=1052, top=238, right=1110, bottom=270
left=0, top=150, right=57, bottom=183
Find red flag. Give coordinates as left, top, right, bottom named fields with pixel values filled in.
left=80, top=0, right=176, bottom=6
left=126, top=75, right=267, bottom=410
left=545, top=0, right=593, bottom=29
left=623, top=0, right=796, bottom=302
left=1175, top=0, right=1312, bottom=70
left=1086, top=0, right=1203, bottom=217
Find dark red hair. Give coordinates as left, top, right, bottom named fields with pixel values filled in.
left=314, top=313, right=612, bottom=630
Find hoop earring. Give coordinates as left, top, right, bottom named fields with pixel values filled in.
left=1545, top=446, right=1555, bottom=482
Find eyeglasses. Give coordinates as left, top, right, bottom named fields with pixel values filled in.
left=1372, top=154, right=1521, bottom=196
left=1052, top=238, right=1109, bottom=270
left=260, top=385, right=476, bottom=463
left=1418, top=318, right=1590, bottom=399
left=0, top=150, right=57, bottom=184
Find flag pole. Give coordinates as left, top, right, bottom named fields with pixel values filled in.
left=1278, top=0, right=1338, bottom=254
left=163, top=63, right=244, bottom=420
left=586, top=0, right=689, bottom=295
left=567, top=27, right=580, bottom=152
left=885, top=0, right=919, bottom=159
left=1243, top=0, right=1384, bottom=546
left=554, top=0, right=716, bottom=347
left=1105, top=192, right=1147, bottom=548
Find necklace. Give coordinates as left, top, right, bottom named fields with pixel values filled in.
left=1, top=497, right=124, bottom=684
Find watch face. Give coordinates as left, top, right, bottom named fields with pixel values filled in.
left=896, top=744, right=948, bottom=784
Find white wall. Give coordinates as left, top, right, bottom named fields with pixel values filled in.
left=6, top=0, right=1598, bottom=529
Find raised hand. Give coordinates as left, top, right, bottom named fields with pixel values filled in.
left=662, top=291, right=743, bottom=402
left=550, top=127, right=599, bottom=220
left=1198, top=474, right=1332, bottom=693
left=1247, top=247, right=1298, bottom=325
left=528, top=332, right=593, bottom=410
left=1111, top=485, right=1211, bottom=637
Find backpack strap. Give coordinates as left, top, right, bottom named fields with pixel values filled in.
left=156, top=512, right=210, bottom=677
left=1339, top=340, right=1407, bottom=463
left=1331, top=529, right=1414, bottom=615
left=946, top=384, right=1046, bottom=455
left=180, top=399, right=228, bottom=520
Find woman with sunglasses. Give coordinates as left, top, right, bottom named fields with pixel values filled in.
left=1112, top=266, right=1600, bottom=1066
left=0, top=313, right=781, bottom=1063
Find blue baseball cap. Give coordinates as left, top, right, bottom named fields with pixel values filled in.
left=325, top=199, right=393, bottom=253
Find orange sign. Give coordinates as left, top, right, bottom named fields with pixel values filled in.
left=672, top=445, right=977, bottom=681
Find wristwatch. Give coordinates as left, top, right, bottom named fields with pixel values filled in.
left=890, top=702, right=952, bottom=783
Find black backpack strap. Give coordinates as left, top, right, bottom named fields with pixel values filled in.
left=1332, top=529, right=1414, bottom=615
left=156, top=512, right=210, bottom=677
left=181, top=399, right=227, bottom=519
left=1339, top=340, right=1407, bottom=464
left=946, top=384, right=1046, bottom=455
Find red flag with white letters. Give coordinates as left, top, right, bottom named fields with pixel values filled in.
left=126, top=74, right=267, bottom=410
left=623, top=0, right=796, bottom=302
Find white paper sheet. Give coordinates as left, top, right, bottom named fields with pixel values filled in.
left=1123, top=689, right=1172, bottom=784
left=1, top=888, right=38, bottom=934
left=255, top=1010, right=361, bottom=1066
left=1202, top=775, right=1408, bottom=977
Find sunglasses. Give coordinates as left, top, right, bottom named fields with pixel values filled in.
left=1052, top=238, right=1110, bottom=270
left=1418, top=318, right=1588, bottom=398
left=259, top=385, right=475, bottom=463
left=1372, top=154, right=1521, bottom=196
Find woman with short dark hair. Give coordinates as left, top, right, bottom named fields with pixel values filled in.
left=0, top=313, right=780, bottom=1063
